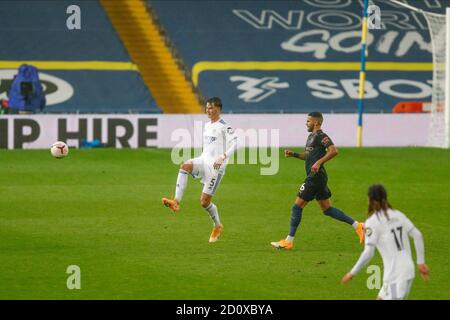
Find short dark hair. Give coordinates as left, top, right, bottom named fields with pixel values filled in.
left=367, top=184, right=392, bottom=218
left=308, top=111, right=323, bottom=124
left=206, top=97, right=222, bottom=109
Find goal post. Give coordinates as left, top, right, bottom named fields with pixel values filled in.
left=446, top=7, right=450, bottom=148
left=423, top=4, right=449, bottom=149
left=369, top=0, right=450, bottom=148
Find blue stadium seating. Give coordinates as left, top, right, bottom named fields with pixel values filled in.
left=149, top=0, right=448, bottom=113
left=0, top=0, right=160, bottom=113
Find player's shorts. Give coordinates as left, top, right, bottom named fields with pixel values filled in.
left=188, top=157, right=225, bottom=196
left=297, top=173, right=332, bottom=201
left=378, top=279, right=414, bottom=300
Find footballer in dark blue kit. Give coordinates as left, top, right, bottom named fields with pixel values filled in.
left=271, top=112, right=365, bottom=250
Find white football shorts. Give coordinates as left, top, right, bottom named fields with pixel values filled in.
left=378, top=278, right=414, bottom=300
left=188, top=157, right=225, bottom=196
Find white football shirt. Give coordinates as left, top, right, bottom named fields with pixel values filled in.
left=201, top=118, right=237, bottom=166
left=365, top=209, right=416, bottom=283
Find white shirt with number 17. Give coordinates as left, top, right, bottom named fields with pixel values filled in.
left=364, top=209, right=419, bottom=284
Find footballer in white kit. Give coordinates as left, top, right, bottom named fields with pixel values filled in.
left=190, top=117, right=235, bottom=195
left=341, top=184, right=429, bottom=300
left=162, top=97, right=238, bottom=243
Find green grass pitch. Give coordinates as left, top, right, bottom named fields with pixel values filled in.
left=0, top=147, right=449, bottom=299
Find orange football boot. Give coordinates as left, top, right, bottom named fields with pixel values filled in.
left=209, top=224, right=224, bottom=243
left=162, top=197, right=180, bottom=213
left=270, top=239, right=293, bottom=250
left=356, top=223, right=365, bottom=244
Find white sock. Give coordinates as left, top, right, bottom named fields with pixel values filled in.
left=174, top=169, right=188, bottom=202
left=205, top=203, right=221, bottom=227
left=286, top=235, right=294, bottom=242
left=352, top=221, right=359, bottom=230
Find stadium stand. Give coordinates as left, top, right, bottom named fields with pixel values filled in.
left=149, top=0, right=438, bottom=113
left=0, top=0, right=160, bottom=113
left=101, top=0, right=202, bottom=113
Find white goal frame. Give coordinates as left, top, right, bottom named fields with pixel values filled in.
left=379, top=0, right=450, bottom=148
left=445, top=7, right=450, bottom=148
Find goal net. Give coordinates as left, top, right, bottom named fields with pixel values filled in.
left=374, top=1, right=450, bottom=148
left=422, top=6, right=448, bottom=148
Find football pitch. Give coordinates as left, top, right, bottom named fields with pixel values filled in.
left=0, top=147, right=449, bottom=300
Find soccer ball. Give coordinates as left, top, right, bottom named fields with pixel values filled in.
left=50, top=141, right=69, bottom=158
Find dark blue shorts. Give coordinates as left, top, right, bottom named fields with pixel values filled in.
left=297, top=174, right=332, bottom=201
